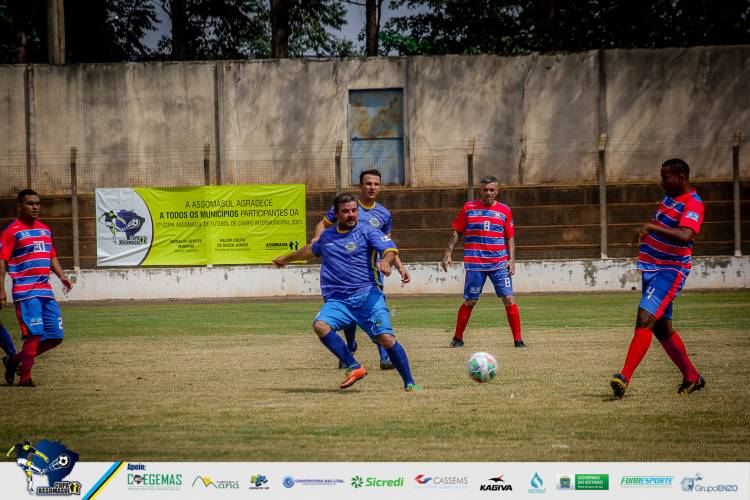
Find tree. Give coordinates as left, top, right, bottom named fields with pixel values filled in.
left=381, top=0, right=750, bottom=56
left=0, top=0, right=47, bottom=63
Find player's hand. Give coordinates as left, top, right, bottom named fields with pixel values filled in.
left=272, top=256, right=286, bottom=268
left=379, top=261, right=392, bottom=276
left=399, top=269, right=411, bottom=284
left=0, top=288, right=5, bottom=308
left=441, top=253, right=452, bottom=272
left=60, top=276, right=73, bottom=292
left=630, top=224, right=649, bottom=247
left=507, top=260, right=516, bottom=277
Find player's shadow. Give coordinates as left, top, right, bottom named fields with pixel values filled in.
left=269, top=388, right=345, bottom=394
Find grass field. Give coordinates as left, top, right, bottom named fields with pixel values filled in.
left=1, top=291, right=748, bottom=462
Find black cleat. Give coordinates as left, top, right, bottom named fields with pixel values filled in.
left=610, top=373, right=628, bottom=398
left=18, top=379, right=36, bottom=387
left=514, top=340, right=527, bottom=348
left=450, top=337, right=464, bottom=348
left=379, top=357, right=395, bottom=370
left=4, top=356, right=18, bottom=386
left=677, top=374, right=706, bottom=396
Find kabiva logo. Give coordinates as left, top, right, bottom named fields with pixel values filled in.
left=351, top=476, right=404, bottom=488
left=681, top=473, right=739, bottom=493
left=529, top=472, right=545, bottom=494
left=480, top=474, right=513, bottom=492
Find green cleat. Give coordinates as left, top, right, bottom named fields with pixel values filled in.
left=677, top=374, right=705, bottom=396
left=405, top=383, right=423, bottom=393
left=610, top=373, right=628, bottom=399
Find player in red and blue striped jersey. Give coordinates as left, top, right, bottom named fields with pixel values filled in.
left=1, top=189, right=72, bottom=387
left=441, top=176, right=525, bottom=348
left=610, top=158, right=705, bottom=398
left=313, top=169, right=410, bottom=370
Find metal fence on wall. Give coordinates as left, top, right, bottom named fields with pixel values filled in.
left=0, top=134, right=746, bottom=268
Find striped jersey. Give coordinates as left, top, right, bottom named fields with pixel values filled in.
left=323, top=200, right=393, bottom=235
left=311, top=222, right=397, bottom=301
left=452, top=200, right=515, bottom=271
left=0, top=219, right=57, bottom=302
left=638, top=190, right=703, bottom=274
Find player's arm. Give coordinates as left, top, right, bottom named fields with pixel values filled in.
left=441, top=230, right=462, bottom=272
left=50, top=257, right=72, bottom=292
left=0, top=258, right=6, bottom=307
left=393, top=253, right=410, bottom=284
left=378, top=248, right=398, bottom=277
left=311, top=209, right=335, bottom=243
left=633, top=223, right=695, bottom=245
left=507, top=237, right=516, bottom=276
left=272, top=244, right=315, bottom=268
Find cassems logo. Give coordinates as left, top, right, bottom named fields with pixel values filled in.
left=414, top=474, right=468, bottom=489
left=480, top=474, right=513, bottom=492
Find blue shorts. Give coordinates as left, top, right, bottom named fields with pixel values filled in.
left=464, top=268, right=513, bottom=300
left=639, top=270, right=687, bottom=321
left=15, top=297, right=64, bottom=340
left=315, top=289, right=393, bottom=339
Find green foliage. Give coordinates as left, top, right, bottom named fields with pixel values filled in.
left=0, top=0, right=46, bottom=63
left=382, top=0, right=750, bottom=56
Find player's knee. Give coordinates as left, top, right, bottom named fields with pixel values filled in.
left=312, top=321, right=331, bottom=336
left=635, top=309, right=656, bottom=329
left=463, top=299, right=477, bottom=308
left=376, top=333, right=395, bottom=349
left=502, top=295, right=515, bottom=306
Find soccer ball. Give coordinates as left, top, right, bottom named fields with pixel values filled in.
left=467, top=352, right=498, bottom=383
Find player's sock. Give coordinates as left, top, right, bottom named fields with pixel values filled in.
left=454, top=304, right=473, bottom=341
left=0, top=323, right=16, bottom=356
left=18, top=335, right=40, bottom=384
left=320, top=331, right=359, bottom=369
left=504, top=303, right=522, bottom=342
left=36, top=338, right=62, bottom=357
left=373, top=338, right=389, bottom=361
left=659, top=331, right=700, bottom=383
left=385, top=341, right=415, bottom=387
left=620, top=327, right=653, bottom=382
left=342, top=324, right=357, bottom=353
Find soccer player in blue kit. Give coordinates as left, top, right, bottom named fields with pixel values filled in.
left=274, top=193, right=421, bottom=392
left=312, top=169, right=410, bottom=370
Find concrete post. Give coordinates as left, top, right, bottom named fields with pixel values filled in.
left=598, top=133, right=608, bottom=259
left=335, top=140, right=343, bottom=193
left=203, top=143, right=211, bottom=185
left=467, top=138, right=476, bottom=201
left=70, top=147, right=80, bottom=270
left=24, top=65, right=36, bottom=188
left=733, top=130, right=742, bottom=257
left=47, top=0, right=66, bottom=64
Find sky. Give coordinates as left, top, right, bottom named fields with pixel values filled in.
left=141, top=2, right=424, bottom=53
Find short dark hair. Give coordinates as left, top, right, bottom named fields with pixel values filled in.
left=662, top=158, right=690, bottom=177
left=480, top=175, right=498, bottom=185
left=333, top=192, right=357, bottom=212
left=17, top=189, right=38, bottom=203
left=359, top=169, right=382, bottom=184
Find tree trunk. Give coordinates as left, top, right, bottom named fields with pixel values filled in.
left=366, top=0, right=378, bottom=56
left=271, top=0, right=289, bottom=58
left=47, top=0, right=65, bottom=64
left=171, top=0, right=188, bottom=60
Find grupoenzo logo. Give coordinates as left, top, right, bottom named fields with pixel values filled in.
left=681, top=473, right=739, bottom=493
left=7, top=440, right=80, bottom=496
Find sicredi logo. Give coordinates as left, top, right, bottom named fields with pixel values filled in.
left=350, top=476, right=404, bottom=488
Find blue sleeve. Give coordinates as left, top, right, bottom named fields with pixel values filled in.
left=382, top=213, right=392, bottom=235
left=323, top=206, right=336, bottom=225
left=365, top=226, right=396, bottom=255
left=311, top=235, right=323, bottom=256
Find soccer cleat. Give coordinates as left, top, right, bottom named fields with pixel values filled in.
left=610, top=373, right=628, bottom=398
left=379, top=356, right=394, bottom=370
left=514, top=340, right=527, bottom=348
left=4, top=356, right=18, bottom=386
left=450, top=337, right=464, bottom=348
left=340, top=366, right=367, bottom=389
left=405, top=383, right=423, bottom=393
left=18, top=379, right=36, bottom=387
left=677, top=374, right=706, bottom=396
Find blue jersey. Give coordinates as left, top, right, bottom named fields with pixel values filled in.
left=311, top=222, right=398, bottom=301
left=323, top=200, right=393, bottom=235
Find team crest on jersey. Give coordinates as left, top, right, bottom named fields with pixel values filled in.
left=369, top=218, right=381, bottom=228
left=345, top=242, right=357, bottom=252
left=685, top=211, right=699, bottom=222
left=380, top=236, right=391, bottom=242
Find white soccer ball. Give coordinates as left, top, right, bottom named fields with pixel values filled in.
left=466, top=352, right=498, bottom=383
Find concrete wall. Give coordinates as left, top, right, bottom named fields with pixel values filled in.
left=22, top=256, right=748, bottom=302
left=0, top=65, right=28, bottom=192
left=0, top=46, right=748, bottom=194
